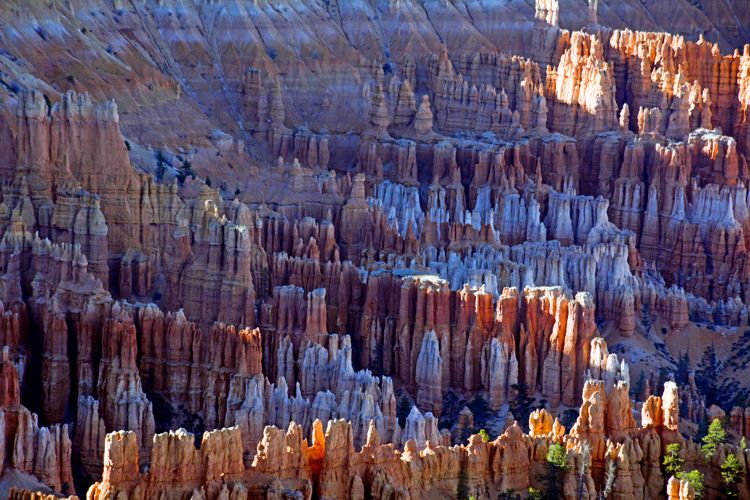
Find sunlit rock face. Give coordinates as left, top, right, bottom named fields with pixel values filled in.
left=1, top=0, right=750, bottom=498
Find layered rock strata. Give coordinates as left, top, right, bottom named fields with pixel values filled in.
left=1, top=1, right=750, bottom=497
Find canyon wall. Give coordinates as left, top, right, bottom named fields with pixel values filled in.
left=0, top=0, right=749, bottom=498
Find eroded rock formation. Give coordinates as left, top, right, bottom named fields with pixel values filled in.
left=1, top=0, right=750, bottom=496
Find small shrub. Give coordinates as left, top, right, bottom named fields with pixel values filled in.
left=527, top=488, right=543, bottom=500
left=478, top=429, right=489, bottom=442
left=546, top=443, right=568, bottom=470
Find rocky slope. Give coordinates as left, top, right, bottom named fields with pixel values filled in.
left=0, top=0, right=749, bottom=498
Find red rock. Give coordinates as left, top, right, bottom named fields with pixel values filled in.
left=0, top=302, right=23, bottom=350
left=546, top=33, right=618, bottom=138
left=0, top=346, right=20, bottom=407
left=10, top=409, right=75, bottom=496
left=40, top=311, right=69, bottom=424
left=96, top=304, right=155, bottom=463
left=74, top=396, right=106, bottom=481
left=2, top=5, right=750, bottom=498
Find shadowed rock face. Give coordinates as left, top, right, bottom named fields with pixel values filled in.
left=0, top=0, right=750, bottom=498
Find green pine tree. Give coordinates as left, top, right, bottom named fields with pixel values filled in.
left=542, top=443, right=568, bottom=498
left=546, top=443, right=568, bottom=469
left=663, top=443, right=685, bottom=477
left=177, top=159, right=196, bottom=184
left=676, top=470, right=704, bottom=499
left=701, top=418, right=726, bottom=459
left=721, top=453, right=745, bottom=499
